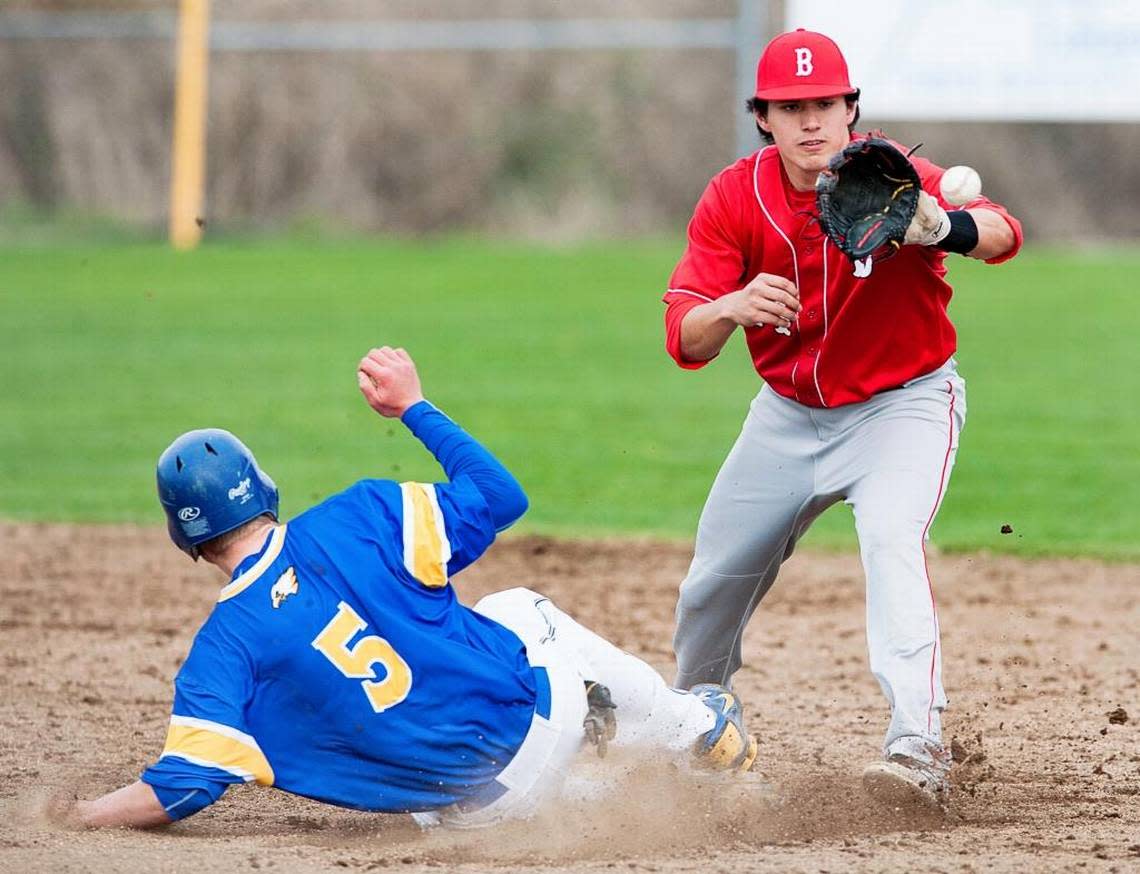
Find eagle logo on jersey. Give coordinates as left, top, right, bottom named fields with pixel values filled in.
left=270, top=567, right=299, bottom=609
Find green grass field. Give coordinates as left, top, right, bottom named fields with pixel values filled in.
left=2, top=240, right=1137, bottom=558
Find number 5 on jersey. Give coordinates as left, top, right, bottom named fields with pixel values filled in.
left=312, top=601, right=412, bottom=713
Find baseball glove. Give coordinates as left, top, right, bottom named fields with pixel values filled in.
left=815, top=137, right=921, bottom=264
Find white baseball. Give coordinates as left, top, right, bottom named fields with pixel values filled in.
left=940, top=165, right=982, bottom=206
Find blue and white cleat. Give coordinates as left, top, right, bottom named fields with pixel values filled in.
left=690, top=683, right=759, bottom=773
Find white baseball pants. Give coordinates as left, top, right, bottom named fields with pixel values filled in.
left=674, top=359, right=966, bottom=759
left=419, top=587, right=715, bottom=828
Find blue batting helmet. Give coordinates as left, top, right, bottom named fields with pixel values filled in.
left=156, top=428, right=279, bottom=559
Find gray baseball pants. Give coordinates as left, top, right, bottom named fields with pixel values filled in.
left=674, top=358, right=966, bottom=756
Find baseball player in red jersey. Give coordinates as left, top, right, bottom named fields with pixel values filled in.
left=663, top=29, right=1022, bottom=810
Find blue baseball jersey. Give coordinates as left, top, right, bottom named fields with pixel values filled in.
left=141, top=475, right=540, bottom=815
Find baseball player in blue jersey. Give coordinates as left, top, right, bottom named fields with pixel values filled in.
left=66, top=346, right=758, bottom=830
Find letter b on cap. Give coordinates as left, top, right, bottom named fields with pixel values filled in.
left=795, top=47, right=813, bottom=77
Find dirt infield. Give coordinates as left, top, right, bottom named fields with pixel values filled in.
left=1, top=522, right=1137, bottom=873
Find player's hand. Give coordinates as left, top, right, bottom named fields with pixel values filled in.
left=904, top=191, right=951, bottom=247
left=357, top=347, right=425, bottom=418
left=44, top=793, right=86, bottom=830
left=716, top=273, right=801, bottom=330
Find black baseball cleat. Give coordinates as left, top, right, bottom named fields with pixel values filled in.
left=582, top=681, right=617, bottom=758
left=690, top=683, right=759, bottom=773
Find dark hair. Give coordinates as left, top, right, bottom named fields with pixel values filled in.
left=745, top=90, right=861, bottom=145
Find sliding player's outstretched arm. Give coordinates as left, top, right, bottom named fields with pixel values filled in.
left=357, top=346, right=528, bottom=532
left=65, top=781, right=171, bottom=829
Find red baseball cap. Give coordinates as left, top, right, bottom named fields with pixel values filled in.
left=755, top=29, right=857, bottom=100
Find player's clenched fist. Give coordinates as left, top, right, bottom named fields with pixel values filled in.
left=717, top=273, right=801, bottom=330
left=357, top=346, right=425, bottom=418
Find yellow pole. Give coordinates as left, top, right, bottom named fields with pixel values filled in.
left=170, top=0, right=210, bottom=250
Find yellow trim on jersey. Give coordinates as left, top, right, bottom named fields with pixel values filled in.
left=399, top=483, right=452, bottom=588
left=217, top=524, right=287, bottom=603
left=161, top=715, right=275, bottom=785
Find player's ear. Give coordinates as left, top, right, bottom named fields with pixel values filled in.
left=756, top=113, right=771, bottom=135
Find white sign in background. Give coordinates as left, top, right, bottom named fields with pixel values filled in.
left=786, top=0, right=1140, bottom=121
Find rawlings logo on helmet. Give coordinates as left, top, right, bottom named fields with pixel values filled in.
left=178, top=506, right=201, bottom=522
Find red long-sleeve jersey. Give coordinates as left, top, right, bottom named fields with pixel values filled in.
left=664, top=136, right=1022, bottom=407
